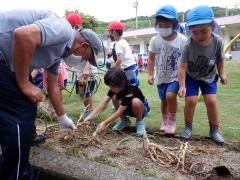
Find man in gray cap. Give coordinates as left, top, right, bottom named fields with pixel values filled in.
left=0, top=9, right=102, bottom=179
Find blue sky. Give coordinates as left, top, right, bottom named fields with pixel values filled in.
left=0, top=0, right=239, bottom=22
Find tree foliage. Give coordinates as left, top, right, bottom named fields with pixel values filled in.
left=119, top=6, right=240, bottom=30
left=64, top=6, right=240, bottom=35
left=65, top=9, right=99, bottom=31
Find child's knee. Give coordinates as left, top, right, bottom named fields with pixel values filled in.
left=185, top=97, right=198, bottom=107
left=204, top=95, right=217, bottom=108
left=131, top=98, right=143, bottom=109
left=166, top=92, right=177, bottom=101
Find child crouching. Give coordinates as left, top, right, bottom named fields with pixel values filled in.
left=83, top=67, right=150, bottom=135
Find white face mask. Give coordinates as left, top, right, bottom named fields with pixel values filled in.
left=63, top=54, right=83, bottom=67
left=155, top=26, right=173, bottom=38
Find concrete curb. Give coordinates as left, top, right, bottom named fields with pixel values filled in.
left=30, top=148, right=158, bottom=180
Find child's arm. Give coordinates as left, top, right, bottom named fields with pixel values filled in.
left=113, top=54, right=123, bottom=67
left=82, top=61, right=91, bottom=78
left=217, top=60, right=228, bottom=85
left=98, top=105, right=127, bottom=134
left=31, top=69, right=39, bottom=79
left=178, top=62, right=186, bottom=97
left=83, top=96, right=112, bottom=122
left=147, top=52, right=155, bottom=85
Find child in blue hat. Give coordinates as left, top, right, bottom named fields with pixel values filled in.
left=178, top=5, right=228, bottom=144
left=148, top=5, right=187, bottom=135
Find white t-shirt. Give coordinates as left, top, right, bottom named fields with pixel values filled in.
left=142, top=54, right=148, bottom=64
left=115, top=38, right=136, bottom=69
left=73, top=60, right=98, bottom=80
left=148, top=33, right=187, bottom=84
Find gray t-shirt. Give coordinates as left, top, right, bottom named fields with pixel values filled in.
left=0, top=9, right=75, bottom=74
left=181, top=33, right=224, bottom=83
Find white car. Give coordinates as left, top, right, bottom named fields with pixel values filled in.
left=225, top=53, right=232, bottom=61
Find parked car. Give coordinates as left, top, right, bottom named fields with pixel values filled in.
left=225, top=53, right=232, bottom=61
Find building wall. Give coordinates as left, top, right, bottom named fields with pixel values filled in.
left=104, top=23, right=240, bottom=61
left=125, top=35, right=153, bottom=54
left=219, top=25, right=240, bottom=61
left=124, top=25, right=240, bottom=60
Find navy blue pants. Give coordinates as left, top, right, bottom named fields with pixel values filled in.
left=0, top=62, right=37, bottom=180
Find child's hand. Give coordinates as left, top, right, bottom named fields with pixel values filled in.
left=148, top=75, right=154, bottom=85
left=178, top=86, right=186, bottom=97
left=79, top=119, right=91, bottom=126
left=82, top=70, right=90, bottom=78
left=219, top=73, right=228, bottom=85
left=97, top=122, right=107, bottom=135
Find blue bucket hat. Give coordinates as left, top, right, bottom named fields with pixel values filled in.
left=186, top=5, right=214, bottom=27
left=155, top=5, right=178, bottom=20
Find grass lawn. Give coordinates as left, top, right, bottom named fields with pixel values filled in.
left=63, top=60, right=240, bottom=144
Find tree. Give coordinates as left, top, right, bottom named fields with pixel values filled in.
left=65, top=9, right=99, bottom=31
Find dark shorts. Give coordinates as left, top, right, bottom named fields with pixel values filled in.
left=124, top=99, right=150, bottom=118
left=185, top=74, right=218, bottom=96
left=124, top=64, right=139, bottom=86
left=157, top=81, right=179, bottom=100
left=106, top=62, right=111, bottom=69
left=75, top=80, right=96, bottom=97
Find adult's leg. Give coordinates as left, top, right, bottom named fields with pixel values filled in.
left=0, top=64, right=37, bottom=179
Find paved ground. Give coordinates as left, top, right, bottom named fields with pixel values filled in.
left=30, top=147, right=158, bottom=180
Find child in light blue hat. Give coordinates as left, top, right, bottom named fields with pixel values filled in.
left=148, top=5, right=187, bottom=135
left=178, top=5, right=228, bottom=144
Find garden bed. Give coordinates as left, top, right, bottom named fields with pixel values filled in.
left=37, top=122, right=240, bottom=179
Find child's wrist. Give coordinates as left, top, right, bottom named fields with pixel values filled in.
left=84, top=115, right=92, bottom=122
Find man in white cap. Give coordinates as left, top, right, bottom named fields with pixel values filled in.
left=0, top=9, right=101, bottom=179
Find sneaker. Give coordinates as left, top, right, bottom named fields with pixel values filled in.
left=160, top=114, right=167, bottom=131
left=136, top=120, right=146, bottom=135
left=160, top=120, right=167, bottom=131
left=164, top=117, right=176, bottom=135
left=112, top=120, right=130, bottom=131
left=32, top=134, right=45, bottom=146
left=181, top=124, right=192, bottom=140
left=112, top=105, right=116, bottom=111
left=210, top=126, right=224, bottom=144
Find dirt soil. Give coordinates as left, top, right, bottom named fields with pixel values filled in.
left=38, top=123, right=240, bottom=180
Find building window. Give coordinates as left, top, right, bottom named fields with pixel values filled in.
left=146, top=43, right=149, bottom=53
left=231, top=36, right=240, bottom=51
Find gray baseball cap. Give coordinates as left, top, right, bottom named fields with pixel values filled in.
left=79, top=28, right=102, bottom=67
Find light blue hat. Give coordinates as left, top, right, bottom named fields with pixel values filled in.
left=155, top=5, right=178, bottom=20
left=186, top=5, right=214, bottom=27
